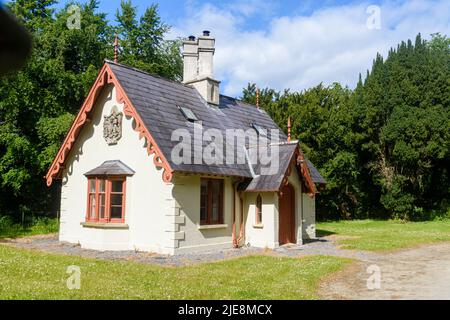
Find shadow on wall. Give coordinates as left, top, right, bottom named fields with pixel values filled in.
left=61, top=87, right=112, bottom=185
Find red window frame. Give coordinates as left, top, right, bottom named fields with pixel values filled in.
left=86, top=177, right=126, bottom=223
left=200, top=178, right=224, bottom=225
left=255, top=194, right=262, bottom=224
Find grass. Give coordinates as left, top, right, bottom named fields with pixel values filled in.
left=317, top=219, right=450, bottom=251
left=0, top=217, right=58, bottom=239
left=0, top=245, right=350, bottom=300
left=6, top=217, right=449, bottom=298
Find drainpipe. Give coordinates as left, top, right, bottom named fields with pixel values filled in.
left=232, top=180, right=239, bottom=248
left=237, top=191, right=245, bottom=246
left=232, top=179, right=245, bottom=248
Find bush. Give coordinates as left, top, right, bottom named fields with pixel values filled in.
left=0, top=216, right=58, bottom=238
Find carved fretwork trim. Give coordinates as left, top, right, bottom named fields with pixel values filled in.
left=279, top=145, right=316, bottom=197
left=295, top=147, right=316, bottom=198
left=45, top=63, right=173, bottom=186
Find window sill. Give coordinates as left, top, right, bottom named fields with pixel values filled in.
left=253, top=224, right=264, bottom=229
left=198, top=224, right=228, bottom=230
left=81, top=222, right=129, bottom=229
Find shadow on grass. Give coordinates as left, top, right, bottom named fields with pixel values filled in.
left=0, top=227, right=33, bottom=239
left=303, top=238, right=328, bottom=244
left=0, top=218, right=58, bottom=240
left=316, top=229, right=336, bottom=237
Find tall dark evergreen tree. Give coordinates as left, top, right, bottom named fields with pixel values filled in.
left=243, top=33, right=450, bottom=220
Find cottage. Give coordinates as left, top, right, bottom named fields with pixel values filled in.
left=46, top=31, right=325, bottom=254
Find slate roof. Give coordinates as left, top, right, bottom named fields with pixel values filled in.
left=243, top=143, right=298, bottom=192
left=306, top=159, right=326, bottom=185
left=106, top=60, right=325, bottom=188
left=84, top=160, right=135, bottom=176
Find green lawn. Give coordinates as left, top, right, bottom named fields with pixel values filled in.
left=317, top=219, right=450, bottom=251
left=0, top=218, right=58, bottom=239
left=5, top=218, right=449, bottom=299
left=0, top=245, right=350, bottom=300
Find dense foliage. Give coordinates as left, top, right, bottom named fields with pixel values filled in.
left=244, top=34, right=450, bottom=220
left=0, top=0, right=182, bottom=221
left=0, top=1, right=448, bottom=222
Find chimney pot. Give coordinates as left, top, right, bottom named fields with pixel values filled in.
left=182, top=29, right=220, bottom=105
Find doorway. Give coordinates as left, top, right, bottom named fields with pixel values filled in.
left=279, top=183, right=296, bottom=245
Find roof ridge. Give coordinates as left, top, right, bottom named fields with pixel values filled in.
left=220, top=94, right=260, bottom=109
left=105, top=59, right=194, bottom=89
left=105, top=60, right=262, bottom=110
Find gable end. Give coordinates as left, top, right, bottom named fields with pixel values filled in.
left=45, top=63, right=173, bottom=186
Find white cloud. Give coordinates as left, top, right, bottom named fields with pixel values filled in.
left=170, top=0, right=450, bottom=97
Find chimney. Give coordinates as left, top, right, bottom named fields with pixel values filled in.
left=182, top=30, right=220, bottom=105
left=182, top=35, right=198, bottom=83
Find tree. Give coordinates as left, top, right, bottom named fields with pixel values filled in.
left=357, top=33, right=450, bottom=219
left=0, top=0, right=182, bottom=221
left=114, top=0, right=182, bottom=80
left=242, top=33, right=450, bottom=220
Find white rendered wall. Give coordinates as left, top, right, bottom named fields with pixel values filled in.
left=244, top=192, right=279, bottom=249
left=243, top=163, right=308, bottom=249
left=59, top=85, right=174, bottom=254
left=172, top=175, right=234, bottom=253
left=302, top=194, right=316, bottom=239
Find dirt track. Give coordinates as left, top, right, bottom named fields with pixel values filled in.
left=320, top=242, right=450, bottom=300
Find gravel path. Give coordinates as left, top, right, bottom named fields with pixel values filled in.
left=1, top=234, right=375, bottom=266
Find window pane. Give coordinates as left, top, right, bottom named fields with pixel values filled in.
left=99, top=193, right=105, bottom=206
left=89, top=180, right=96, bottom=193
left=256, top=195, right=262, bottom=224
left=99, top=179, right=105, bottom=192
left=200, top=179, right=223, bottom=224
left=89, top=194, right=96, bottom=219
left=212, top=181, right=220, bottom=222
left=99, top=205, right=105, bottom=219
left=212, top=180, right=223, bottom=223
left=99, top=194, right=105, bottom=219
left=110, top=206, right=122, bottom=219
left=112, top=181, right=123, bottom=193
left=200, top=207, right=207, bottom=222
left=200, top=180, right=208, bottom=222
left=111, top=194, right=122, bottom=206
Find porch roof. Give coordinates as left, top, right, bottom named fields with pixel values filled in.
left=240, top=142, right=326, bottom=192
left=242, top=142, right=297, bottom=192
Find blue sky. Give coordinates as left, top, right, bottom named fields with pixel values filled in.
left=54, top=0, right=384, bottom=29
left=19, top=0, right=450, bottom=96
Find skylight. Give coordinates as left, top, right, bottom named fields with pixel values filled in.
left=179, top=106, right=198, bottom=122
left=252, top=123, right=267, bottom=137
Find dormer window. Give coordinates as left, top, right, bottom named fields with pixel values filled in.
left=252, top=123, right=267, bottom=137
left=179, top=106, right=198, bottom=122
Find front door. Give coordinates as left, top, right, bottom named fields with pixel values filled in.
left=279, top=183, right=296, bottom=245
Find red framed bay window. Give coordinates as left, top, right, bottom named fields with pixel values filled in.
left=86, top=177, right=126, bottom=223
